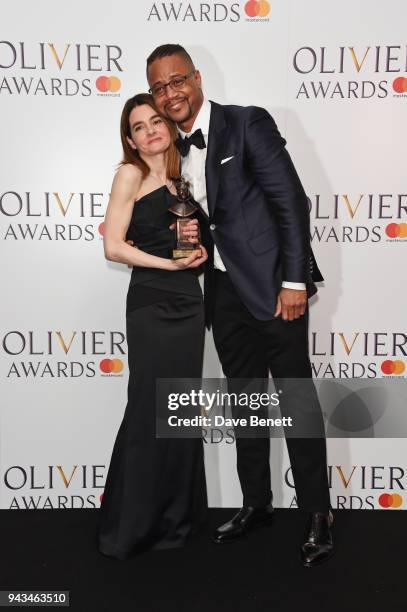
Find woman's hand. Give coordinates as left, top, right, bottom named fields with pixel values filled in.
left=170, top=245, right=208, bottom=270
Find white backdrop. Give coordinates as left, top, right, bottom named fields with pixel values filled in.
left=1, top=0, right=406, bottom=511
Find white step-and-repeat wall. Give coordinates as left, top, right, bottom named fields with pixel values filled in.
left=1, top=0, right=406, bottom=510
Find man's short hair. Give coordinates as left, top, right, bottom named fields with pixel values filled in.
left=146, top=44, right=194, bottom=76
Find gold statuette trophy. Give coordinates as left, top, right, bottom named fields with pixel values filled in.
left=169, top=176, right=202, bottom=259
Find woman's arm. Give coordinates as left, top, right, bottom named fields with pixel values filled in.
left=103, top=164, right=206, bottom=270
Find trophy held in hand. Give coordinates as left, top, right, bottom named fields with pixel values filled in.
left=169, top=176, right=202, bottom=259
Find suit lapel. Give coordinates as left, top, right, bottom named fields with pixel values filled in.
left=206, top=101, right=229, bottom=217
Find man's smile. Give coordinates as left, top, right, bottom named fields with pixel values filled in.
left=165, top=98, right=187, bottom=112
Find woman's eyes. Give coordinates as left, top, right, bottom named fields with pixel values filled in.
left=134, top=118, right=162, bottom=132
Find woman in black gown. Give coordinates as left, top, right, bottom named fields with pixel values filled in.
left=98, top=94, right=208, bottom=560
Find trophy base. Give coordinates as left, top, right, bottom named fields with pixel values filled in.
left=173, top=247, right=202, bottom=259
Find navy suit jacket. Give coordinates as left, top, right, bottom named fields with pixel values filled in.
left=198, top=100, right=323, bottom=324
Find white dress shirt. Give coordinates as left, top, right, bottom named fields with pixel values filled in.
left=178, top=99, right=306, bottom=290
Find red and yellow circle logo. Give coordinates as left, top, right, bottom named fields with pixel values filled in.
left=393, top=77, right=407, bottom=94
left=385, top=223, right=407, bottom=238
left=100, top=358, right=124, bottom=374
left=98, top=222, right=105, bottom=236
left=378, top=493, right=403, bottom=508
left=245, top=0, right=271, bottom=17
left=381, top=360, right=405, bottom=375
left=96, top=76, right=121, bottom=93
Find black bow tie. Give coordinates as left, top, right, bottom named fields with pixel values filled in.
left=175, top=128, right=206, bottom=157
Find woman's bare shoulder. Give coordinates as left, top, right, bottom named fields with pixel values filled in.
left=114, top=163, right=143, bottom=185
left=111, top=164, right=143, bottom=201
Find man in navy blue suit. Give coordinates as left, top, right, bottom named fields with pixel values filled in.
left=146, top=44, right=333, bottom=567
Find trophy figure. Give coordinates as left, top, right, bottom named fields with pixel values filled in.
left=169, top=176, right=202, bottom=259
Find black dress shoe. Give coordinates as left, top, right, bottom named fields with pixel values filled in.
left=300, top=510, right=334, bottom=567
left=212, top=505, right=274, bottom=544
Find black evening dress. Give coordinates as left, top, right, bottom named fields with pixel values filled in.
left=98, top=186, right=207, bottom=559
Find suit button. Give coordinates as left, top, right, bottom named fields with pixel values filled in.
left=210, top=224, right=216, bottom=230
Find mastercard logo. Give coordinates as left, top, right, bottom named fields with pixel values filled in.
left=99, top=492, right=104, bottom=503
left=100, top=358, right=124, bottom=374
left=378, top=493, right=403, bottom=508
left=96, top=76, right=121, bottom=93
left=245, top=0, right=271, bottom=17
left=393, top=77, right=407, bottom=94
left=98, top=222, right=105, bottom=236
left=385, top=223, right=407, bottom=238
left=381, top=360, right=405, bottom=375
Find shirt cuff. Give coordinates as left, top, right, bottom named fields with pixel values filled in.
left=282, top=281, right=306, bottom=290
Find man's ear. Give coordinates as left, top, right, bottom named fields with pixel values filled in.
left=194, top=69, right=202, bottom=88
left=126, top=136, right=136, bottom=151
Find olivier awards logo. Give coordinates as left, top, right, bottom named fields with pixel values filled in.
left=146, top=1, right=271, bottom=22
left=0, top=191, right=110, bottom=242
left=309, top=193, right=407, bottom=244
left=292, top=45, right=407, bottom=100
left=285, top=465, right=405, bottom=509
left=0, top=41, right=123, bottom=97
left=1, top=330, right=126, bottom=379
left=310, top=330, right=407, bottom=378
left=3, top=464, right=106, bottom=509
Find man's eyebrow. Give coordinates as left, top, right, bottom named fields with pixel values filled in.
left=152, top=73, right=183, bottom=86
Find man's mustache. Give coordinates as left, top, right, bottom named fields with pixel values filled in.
left=164, top=97, right=188, bottom=108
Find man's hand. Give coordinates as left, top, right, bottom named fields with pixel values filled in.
left=169, top=219, right=199, bottom=243
left=274, top=288, right=307, bottom=321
